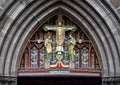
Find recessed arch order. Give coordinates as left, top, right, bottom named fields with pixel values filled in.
left=0, top=0, right=120, bottom=78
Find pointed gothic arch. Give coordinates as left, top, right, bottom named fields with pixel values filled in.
left=0, top=0, right=120, bottom=84
left=18, top=14, right=101, bottom=76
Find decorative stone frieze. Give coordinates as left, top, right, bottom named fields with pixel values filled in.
left=102, top=77, right=120, bottom=85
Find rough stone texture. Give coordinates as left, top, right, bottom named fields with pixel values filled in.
left=0, top=0, right=13, bottom=15
left=118, top=8, right=120, bottom=13
left=110, top=0, right=120, bottom=8
left=0, top=0, right=7, bottom=8
left=110, top=0, right=120, bottom=15
left=0, top=0, right=120, bottom=85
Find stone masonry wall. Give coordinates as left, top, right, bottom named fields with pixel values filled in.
left=110, top=0, right=120, bottom=14
left=0, top=0, right=120, bottom=15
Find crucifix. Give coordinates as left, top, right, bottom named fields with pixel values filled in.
left=44, top=14, right=77, bottom=52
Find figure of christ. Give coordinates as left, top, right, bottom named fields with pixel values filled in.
left=44, top=26, right=76, bottom=52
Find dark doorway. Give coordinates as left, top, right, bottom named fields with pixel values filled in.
left=18, top=76, right=102, bottom=85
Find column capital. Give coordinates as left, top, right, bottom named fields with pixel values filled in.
left=0, top=76, right=17, bottom=82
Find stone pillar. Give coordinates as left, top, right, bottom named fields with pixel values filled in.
left=102, top=76, right=120, bottom=85
left=0, top=76, right=17, bottom=85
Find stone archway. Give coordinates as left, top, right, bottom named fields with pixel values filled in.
left=0, top=0, right=120, bottom=85
left=17, top=13, right=102, bottom=85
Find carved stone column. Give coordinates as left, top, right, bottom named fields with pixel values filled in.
left=102, top=76, right=120, bottom=85
left=0, top=76, right=17, bottom=85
